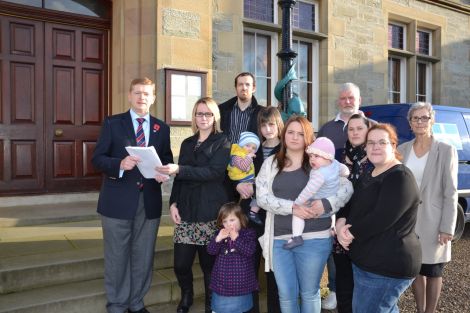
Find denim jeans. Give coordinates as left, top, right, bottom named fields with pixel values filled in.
left=352, top=264, right=414, bottom=313
left=272, top=237, right=332, bottom=313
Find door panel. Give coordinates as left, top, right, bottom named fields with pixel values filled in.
left=0, top=14, right=108, bottom=194
left=0, top=16, right=44, bottom=192
left=44, top=23, right=106, bottom=191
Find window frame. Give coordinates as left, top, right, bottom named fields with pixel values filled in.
left=416, top=60, right=432, bottom=102
left=243, top=0, right=278, bottom=24
left=164, top=68, right=207, bottom=126
left=416, top=28, right=432, bottom=56
left=292, top=0, right=319, bottom=32
left=292, top=36, right=319, bottom=126
left=388, top=56, right=407, bottom=103
left=243, top=28, right=278, bottom=107
left=388, top=22, right=407, bottom=50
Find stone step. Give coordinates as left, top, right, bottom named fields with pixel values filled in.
left=0, top=222, right=176, bottom=294
left=0, top=192, right=100, bottom=208
left=0, top=266, right=204, bottom=313
left=0, top=195, right=171, bottom=227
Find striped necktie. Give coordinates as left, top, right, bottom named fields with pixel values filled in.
left=136, top=118, right=146, bottom=147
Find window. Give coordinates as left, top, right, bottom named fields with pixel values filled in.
left=2, top=0, right=111, bottom=18
left=388, top=23, right=405, bottom=50
left=388, top=18, right=439, bottom=104
left=292, top=1, right=317, bottom=31
left=292, top=39, right=318, bottom=124
left=416, top=30, right=431, bottom=56
left=416, top=61, right=432, bottom=102
left=165, top=69, right=207, bottom=125
left=388, top=57, right=406, bottom=103
left=242, top=0, right=319, bottom=118
left=244, top=0, right=274, bottom=23
left=244, top=31, right=274, bottom=107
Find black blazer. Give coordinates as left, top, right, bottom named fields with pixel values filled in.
left=169, top=132, right=231, bottom=223
left=92, top=110, right=173, bottom=220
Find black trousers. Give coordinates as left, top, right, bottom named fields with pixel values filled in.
left=333, top=252, right=354, bottom=313
left=173, top=243, right=215, bottom=307
left=266, top=270, right=281, bottom=313
left=245, top=216, right=281, bottom=313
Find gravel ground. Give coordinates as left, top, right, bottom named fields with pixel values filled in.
left=398, top=225, right=470, bottom=313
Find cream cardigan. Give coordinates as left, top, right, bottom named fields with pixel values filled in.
left=256, top=155, right=353, bottom=271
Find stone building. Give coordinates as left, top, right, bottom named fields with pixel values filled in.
left=0, top=0, right=469, bottom=194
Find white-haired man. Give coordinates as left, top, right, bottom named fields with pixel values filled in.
left=318, top=82, right=362, bottom=161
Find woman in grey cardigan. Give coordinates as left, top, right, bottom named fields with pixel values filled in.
left=398, top=102, right=458, bottom=313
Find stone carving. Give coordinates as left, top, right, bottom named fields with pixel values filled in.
left=163, top=9, right=200, bottom=38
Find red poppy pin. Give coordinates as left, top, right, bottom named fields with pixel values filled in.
left=153, top=124, right=160, bottom=132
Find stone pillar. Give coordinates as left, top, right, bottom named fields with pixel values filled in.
left=111, top=0, right=157, bottom=115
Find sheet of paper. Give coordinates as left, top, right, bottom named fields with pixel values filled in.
left=125, top=146, right=169, bottom=179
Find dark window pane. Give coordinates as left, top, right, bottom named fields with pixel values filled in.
left=45, top=0, right=111, bottom=18
left=388, top=24, right=404, bottom=49
left=416, top=31, right=430, bottom=55
left=388, top=57, right=402, bottom=103
left=416, top=62, right=427, bottom=101
left=244, top=0, right=274, bottom=23
left=293, top=1, right=315, bottom=31
left=1, top=0, right=41, bottom=7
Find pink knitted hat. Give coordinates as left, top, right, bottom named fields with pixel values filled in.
left=305, top=137, right=335, bottom=160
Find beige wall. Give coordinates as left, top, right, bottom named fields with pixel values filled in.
left=326, top=0, right=470, bottom=123
left=112, top=0, right=214, bottom=156
left=111, top=0, right=157, bottom=114
left=110, top=0, right=469, bottom=156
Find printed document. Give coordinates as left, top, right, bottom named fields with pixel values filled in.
left=125, top=146, right=169, bottom=179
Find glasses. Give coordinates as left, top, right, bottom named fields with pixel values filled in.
left=366, top=140, right=392, bottom=148
left=195, top=112, right=214, bottom=118
left=410, top=116, right=431, bottom=123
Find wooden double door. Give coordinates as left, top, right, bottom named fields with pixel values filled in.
left=0, top=15, right=108, bottom=194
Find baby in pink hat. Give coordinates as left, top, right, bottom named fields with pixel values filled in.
left=284, top=137, right=350, bottom=249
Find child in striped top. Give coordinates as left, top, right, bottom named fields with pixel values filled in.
left=283, top=137, right=350, bottom=250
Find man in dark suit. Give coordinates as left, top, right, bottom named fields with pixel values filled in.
left=92, top=77, right=173, bottom=313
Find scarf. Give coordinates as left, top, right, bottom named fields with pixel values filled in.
left=344, top=140, right=368, bottom=185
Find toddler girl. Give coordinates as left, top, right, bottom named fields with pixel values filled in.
left=207, top=202, right=259, bottom=313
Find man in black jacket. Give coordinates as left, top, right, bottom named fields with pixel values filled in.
left=92, top=77, right=173, bottom=313
left=219, top=72, right=263, bottom=200
left=219, top=72, right=270, bottom=313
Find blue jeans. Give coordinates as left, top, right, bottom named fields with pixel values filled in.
left=273, top=237, right=332, bottom=313
left=212, top=291, right=252, bottom=313
left=352, top=264, right=414, bottom=313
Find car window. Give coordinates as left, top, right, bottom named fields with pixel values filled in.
left=435, top=110, right=470, bottom=161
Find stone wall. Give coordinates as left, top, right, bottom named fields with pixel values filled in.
left=324, top=0, right=470, bottom=123
left=211, top=0, right=243, bottom=104
left=109, top=0, right=469, bottom=158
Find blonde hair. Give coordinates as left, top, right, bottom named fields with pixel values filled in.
left=191, top=97, right=222, bottom=134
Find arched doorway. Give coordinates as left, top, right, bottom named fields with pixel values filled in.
left=0, top=0, right=111, bottom=194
